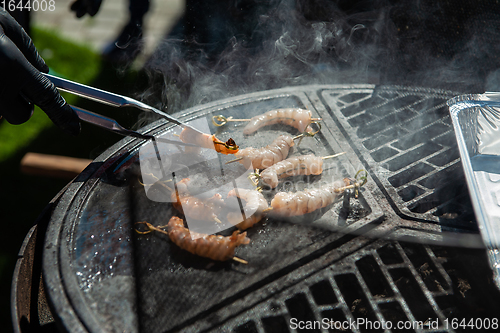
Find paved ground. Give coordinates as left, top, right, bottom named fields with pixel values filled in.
left=32, top=0, right=184, bottom=61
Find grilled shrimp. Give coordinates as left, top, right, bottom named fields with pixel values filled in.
left=234, top=135, right=295, bottom=170
left=260, top=154, right=323, bottom=188
left=270, top=180, right=348, bottom=217
left=226, top=188, right=269, bottom=230
left=167, top=216, right=250, bottom=261
left=171, top=178, right=224, bottom=221
left=243, top=108, right=314, bottom=135
left=179, top=127, right=239, bottom=155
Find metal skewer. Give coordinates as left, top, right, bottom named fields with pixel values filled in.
left=321, top=152, right=346, bottom=160
left=212, top=115, right=322, bottom=126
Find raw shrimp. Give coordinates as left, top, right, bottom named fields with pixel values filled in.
left=171, top=178, right=224, bottom=222
left=167, top=216, right=250, bottom=261
left=243, top=108, right=316, bottom=135
left=260, top=154, right=323, bottom=188
left=226, top=188, right=269, bottom=230
left=179, top=127, right=239, bottom=155
left=234, top=135, right=295, bottom=170
left=270, top=179, right=349, bottom=217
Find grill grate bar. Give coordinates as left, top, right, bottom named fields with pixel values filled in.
left=423, top=247, right=454, bottom=296
left=396, top=157, right=461, bottom=205
left=220, top=240, right=460, bottom=333
left=429, top=196, right=471, bottom=223
left=356, top=108, right=451, bottom=143
left=385, top=150, right=447, bottom=180
left=321, top=87, right=472, bottom=222
left=392, top=167, right=462, bottom=216
left=370, top=247, right=428, bottom=332
left=301, top=288, right=328, bottom=331
left=327, top=275, right=363, bottom=333
left=393, top=243, right=449, bottom=325
left=346, top=98, right=448, bottom=135
left=351, top=265, right=393, bottom=331
left=369, top=127, right=455, bottom=165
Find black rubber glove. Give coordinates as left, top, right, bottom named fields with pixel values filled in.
left=0, top=9, right=80, bottom=135
left=70, top=0, right=103, bottom=18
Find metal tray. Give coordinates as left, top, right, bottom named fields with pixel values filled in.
left=448, top=93, right=500, bottom=288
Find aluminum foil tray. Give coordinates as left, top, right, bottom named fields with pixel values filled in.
left=448, top=93, right=500, bottom=287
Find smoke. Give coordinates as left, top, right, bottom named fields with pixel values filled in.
left=136, top=1, right=377, bottom=113
left=137, top=0, right=500, bottom=115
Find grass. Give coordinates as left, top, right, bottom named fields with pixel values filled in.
left=0, top=26, right=145, bottom=332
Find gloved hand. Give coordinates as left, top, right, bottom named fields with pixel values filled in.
left=0, top=8, right=80, bottom=136
left=70, top=0, right=103, bottom=18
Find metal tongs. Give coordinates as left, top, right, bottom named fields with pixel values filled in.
left=44, top=73, right=203, bottom=145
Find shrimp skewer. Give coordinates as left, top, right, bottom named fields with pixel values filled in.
left=244, top=108, right=318, bottom=134
left=171, top=178, right=224, bottom=223
left=212, top=108, right=321, bottom=135
left=271, top=173, right=367, bottom=217
left=230, top=135, right=295, bottom=170
left=135, top=217, right=250, bottom=263
left=260, top=152, right=345, bottom=188
left=226, top=188, right=270, bottom=230
left=270, top=180, right=347, bottom=217
left=226, top=129, right=321, bottom=170
left=179, top=127, right=239, bottom=155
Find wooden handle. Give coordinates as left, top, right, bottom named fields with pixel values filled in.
left=20, top=153, right=92, bottom=179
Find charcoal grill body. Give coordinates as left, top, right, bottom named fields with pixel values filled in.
left=12, top=85, right=500, bottom=333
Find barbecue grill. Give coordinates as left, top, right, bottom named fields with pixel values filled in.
left=12, top=84, right=500, bottom=333
left=13, top=1, right=500, bottom=331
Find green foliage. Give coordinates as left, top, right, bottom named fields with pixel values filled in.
left=32, top=26, right=102, bottom=84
